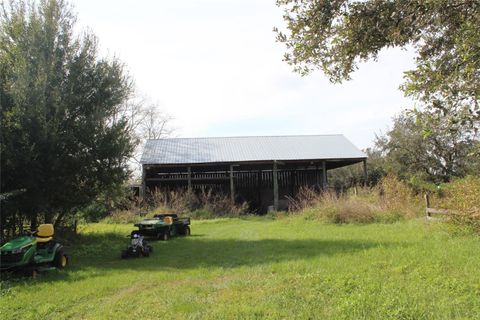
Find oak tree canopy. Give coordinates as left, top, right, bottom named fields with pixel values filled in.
left=275, top=0, right=480, bottom=123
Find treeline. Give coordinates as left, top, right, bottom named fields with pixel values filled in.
left=329, top=109, right=480, bottom=193
left=274, top=0, right=480, bottom=193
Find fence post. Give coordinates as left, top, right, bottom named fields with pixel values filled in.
left=424, top=193, right=430, bottom=217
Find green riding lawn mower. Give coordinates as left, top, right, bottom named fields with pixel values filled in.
left=0, top=224, right=68, bottom=276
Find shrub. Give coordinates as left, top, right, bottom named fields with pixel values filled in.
left=326, top=197, right=377, bottom=224
left=77, top=202, right=109, bottom=222
left=101, top=210, right=145, bottom=224
left=433, top=176, right=480, bottom=233
left=288, top=187, right=378, bottom=224
left=188, top=209, right=216, bottom=220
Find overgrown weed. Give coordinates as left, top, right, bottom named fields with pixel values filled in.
left=289, top=175, right=423, bottom=224
left=431, top=176, right=480, bottom=233
left=102, top=189, right=249, bottom=223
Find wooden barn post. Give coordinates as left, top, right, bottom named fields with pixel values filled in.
left=230, top=164, right=235, bottom=203
left=257, top=170, right=262, bottom=206
left=290, top=169, right=296, bottom=196
left=321, top=160, right=327, bottom=190
left=273, top=160, right=279, bottom=211
left=140, top=164, right=146, bottom=200
left=187, top=166, right=192, bottom=191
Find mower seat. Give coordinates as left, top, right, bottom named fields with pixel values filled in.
left=36, top=224, right=54, bottom=243
left=163, top=216, right=173, bottom=225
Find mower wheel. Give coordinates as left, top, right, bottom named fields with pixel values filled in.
left=23, top=266, right=37, bottom=278
left=147, top=245, right=153, bottom=253
left=142, top=248, right=150, bottom=257
left=54, top=250, right=68, bottom=269
left=184, top=226, right=191, bottom=236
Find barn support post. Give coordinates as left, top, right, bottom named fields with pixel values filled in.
left=230, top=164, right=235, bottom=203
left=257, top=170, right=262, bottom=206
left=187, top=166, right=192, bottom=191
left=140, top=164, right=146, bottom=200
left=290, top=169, right=296, bottom=196
left=363, top=159, right=368, bottom=187
left=273, top=160, right=279, bottom=211
left=321, top=160, right=327, bottom=190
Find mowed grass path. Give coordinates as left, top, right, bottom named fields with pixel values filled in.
left=1, top=218, right=480, bottom=319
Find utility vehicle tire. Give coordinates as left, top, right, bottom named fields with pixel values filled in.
left=121, top=250, right=128, bottom=259
left=54, top=250, right=68, bottom=269
left=184, top=226, right=191, bottom=236
left=147, top=245, right=153, bottom=253
left=142, top=248, right=150, bottom=257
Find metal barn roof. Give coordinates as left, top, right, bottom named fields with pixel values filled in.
left=140, top=135, right=366, bottom=165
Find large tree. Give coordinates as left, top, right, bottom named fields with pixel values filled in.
left=275, top=0, right=480, bottom=123
left=0, top=0, right=135, bottom=233
left=375, top=110, right=480, bottom=183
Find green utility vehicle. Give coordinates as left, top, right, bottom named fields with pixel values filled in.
left=0, top=224, right=68, bottom=275
left=134, top=213, right=191, bottom=240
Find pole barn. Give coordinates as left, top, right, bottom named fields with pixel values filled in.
left=140, top=135, right=367, bottom=212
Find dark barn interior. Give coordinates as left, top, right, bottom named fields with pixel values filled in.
left=140, top=135, right=366, bottom=213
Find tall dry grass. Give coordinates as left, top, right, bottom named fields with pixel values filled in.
left=149, top=189, right=249, bottom=217
left=103, top=189, right=250, bottom=223
left=289, top=174, right=423, bottom=224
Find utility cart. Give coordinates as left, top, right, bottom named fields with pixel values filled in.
left=134, top=213, right=191, bottom=240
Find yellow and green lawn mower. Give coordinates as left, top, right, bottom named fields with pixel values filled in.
left=0, top=224, right=68, bottom=275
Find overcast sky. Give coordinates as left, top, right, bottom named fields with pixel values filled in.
left=74, top=0, right=417, bottom=149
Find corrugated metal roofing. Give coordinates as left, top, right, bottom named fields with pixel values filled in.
left=140, top=135, right=366, bottom=165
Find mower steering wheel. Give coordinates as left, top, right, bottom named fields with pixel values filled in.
left=22, top=229, right=34, bottom=237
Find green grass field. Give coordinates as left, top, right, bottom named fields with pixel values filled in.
left=1, top=217, right=480, bottom=319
